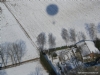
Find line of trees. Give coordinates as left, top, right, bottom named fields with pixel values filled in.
left=37, top=29, right=86, bottom=51
left=61, top=28, right=86, bottom=45
left=37, top=22, right=100, bottom=51
left=61, top=28, right=69, bottom=45
left=36, top=32, right=56, bottom=51
left=0, top=40, right=26, bottom=67
left=85, top=23, right=100, bottom=40
left=85, top=23, right=97, bottom=40
left=97, top=23, right=100, bottom=33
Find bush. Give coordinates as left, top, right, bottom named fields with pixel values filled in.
left=94, top=38, right=100, bottom=51
left=40, top=51, right=58, bottom=75
left=52, top=52, right=57, bottom=57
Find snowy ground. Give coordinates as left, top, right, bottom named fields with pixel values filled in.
left=0, top=2, right=39, bottom=66
left=5, top=0, right=100, bottom=49
left=1, top=0, right=100, bottom=75
left=0, top=60, right=48, bottom=75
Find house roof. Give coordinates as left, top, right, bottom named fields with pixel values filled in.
left=76, top=40, right=100, bottom=57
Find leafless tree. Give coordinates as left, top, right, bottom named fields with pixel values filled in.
left=14, top=40, right=26, bottom=64
left=37, top=32, right=46, bottom=51
left=7, top=42, right=16, bottom=65
left=0, top=70, right=7, bottom=75
left=85, top=23, right=97, bottom=40
left=12, top=42, right=18, bottom=64
left=0, top=42, right=10, bottom=67
left=77, top=32, right=86, bottom=41
left=0, top=40, right=26, bottom=66
left=89, top=23, right=97, bottom=40
left=0, top=7, right=2, bottom=14
left=0, top=43, right=6, bottom=67
left=61, top=28, right=69, bottom=45
left=48, top=33, right=56, bottom=48
left=81, top=32, right=86, bottom=40
left=97, top=23, right=100, bottom=33
left=69, top=28, right=76, bottom=43
left=28, top=67, right=43, bottom=75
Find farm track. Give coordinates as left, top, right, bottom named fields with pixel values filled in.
left=1, top=58, right=40, bottom=70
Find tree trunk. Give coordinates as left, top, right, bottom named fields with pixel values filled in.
left=1, top=55, right=6, bottom=67
left=11, top=56, right=14, bottom=65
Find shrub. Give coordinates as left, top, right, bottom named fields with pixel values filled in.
left=94, top=38, right=100, bottom=51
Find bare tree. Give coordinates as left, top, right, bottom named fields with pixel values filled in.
left=77, top=32, right=86, bottom=41
left=61, top=28, right=69, bottom=45
left=77, top=32, right=82, bottom=41
left=0, top=7, right=2, bottom=14
left=97, top=23, right=100, bottom=33
left=89, top=23, right=97, bottom=40
left=7, top=42, right=16, bottom=65
left=85, top=23, right=90, bottom=33
left=14, top=40, right=26, bottom=64
left=81, top=32, right=86, bottom=40
left=12, top=42, right=18, bottom=64
left=37, top=32, right=46, bottom=51
left=48, top=33, right=56, bottom=48
left=85, top=23, right=97, bottom=40
left=0, top=43, right=6, bottom=67
left=48, top=33, right=56, bottom=56
left=0, top=42, right=11, bottom=67
left=28, top=67, right=43, bottom=75
left=0, top=42, right=14, bottom=66
left=0, top=70, right=7, bottom=75
left=0, top=40, right=26, bottom=66
left=69, top=28, right=76, bottom=43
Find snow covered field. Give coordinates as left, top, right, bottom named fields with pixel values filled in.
left=5, top=0, right=100, bottom=49
left=0, top=61, right=48, bottom=75
left=0, top=2, right=39, bottom=65
left=0, top=0, right=100, bottom=75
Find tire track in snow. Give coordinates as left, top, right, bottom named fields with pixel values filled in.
left=1, top=58, right=40, bottom=70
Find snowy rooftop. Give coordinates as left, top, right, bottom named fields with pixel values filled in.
left=76, top=40, right=100, bottom=56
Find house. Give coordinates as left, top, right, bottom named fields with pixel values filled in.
left=76, top=40, right=100, bottom=62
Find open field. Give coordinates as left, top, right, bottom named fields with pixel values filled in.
left=0, top=60, right=48, bottom=75
left=5, top=0, right=100, bottom=49
left=0, top=0, right=100, bottom=75
left=0, top=2, right=39, bottom=66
